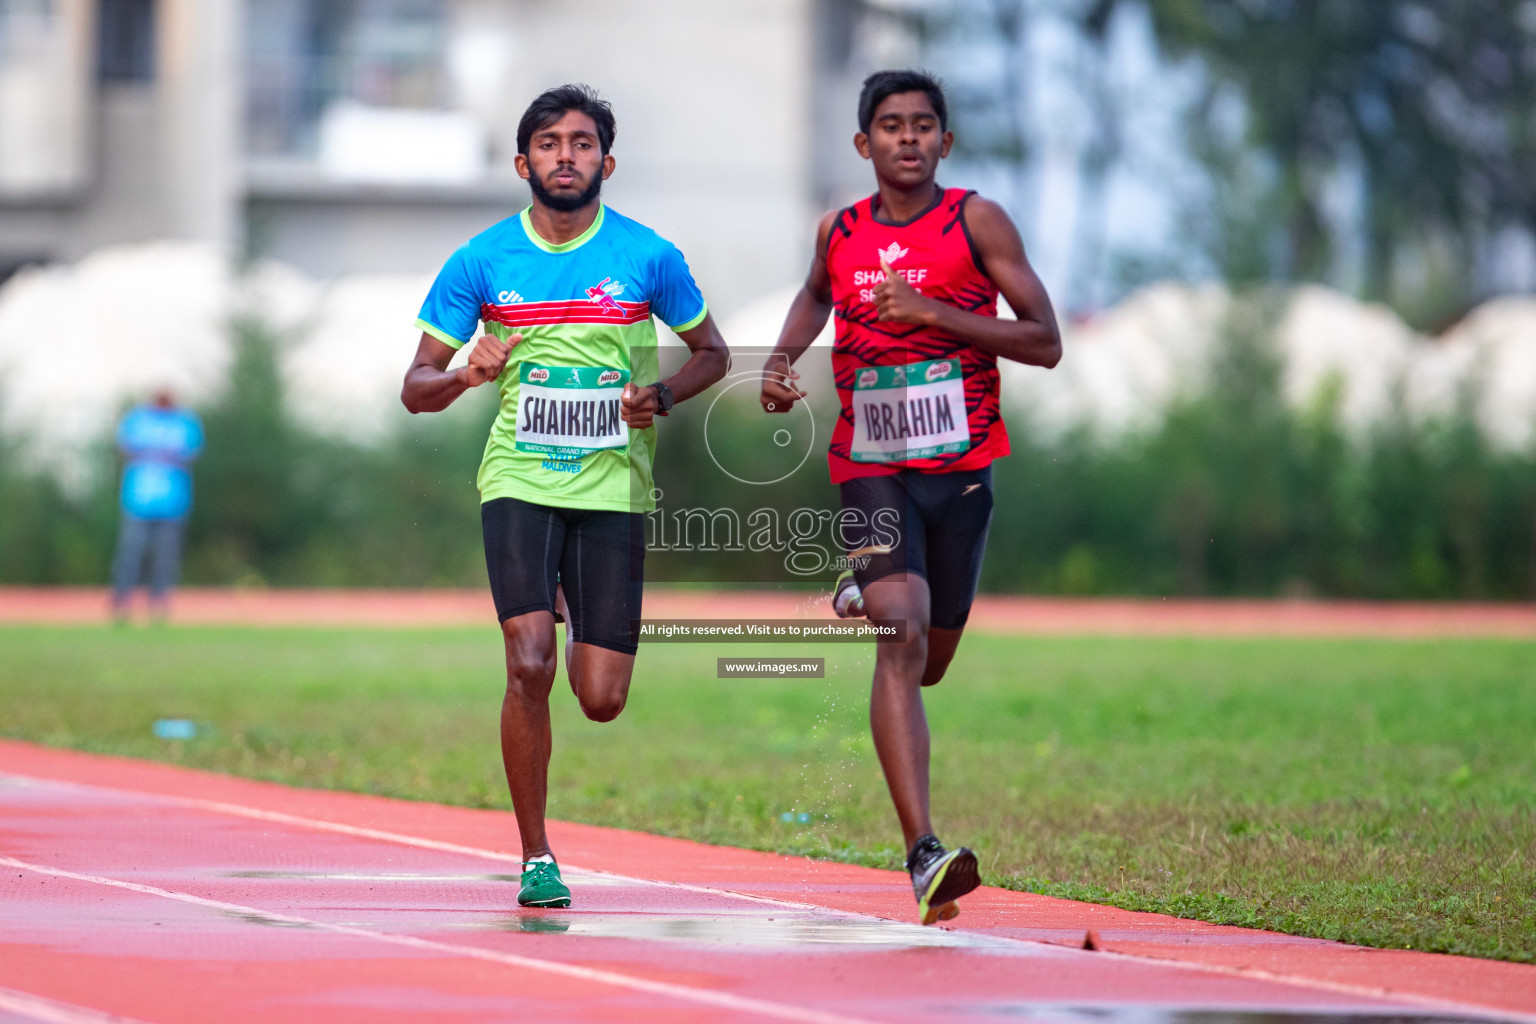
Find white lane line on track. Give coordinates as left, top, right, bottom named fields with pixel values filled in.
left=0, top=986, right=158, bottom=1024
left=5, top=771, right=1534, bottom=1023
left=0, top=855, right=882, bottom=1024
left=0, top=772, right=834, bottom=914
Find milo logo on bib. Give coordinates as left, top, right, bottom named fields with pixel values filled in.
left=516, top=362, right=631, bottom=457
left=849, top=356, right=970, bottom=463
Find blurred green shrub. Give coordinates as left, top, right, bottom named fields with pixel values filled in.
left=1, top=306, right=1532, bottom=597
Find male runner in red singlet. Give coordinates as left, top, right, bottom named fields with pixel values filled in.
left=761, top=70, right=1061, bottom=924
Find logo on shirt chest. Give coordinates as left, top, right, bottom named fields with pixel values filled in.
left=586, top=277, right=626, bottom=315
left=852, top=241, right=928, bottom=295
left=497, top=288, right=525, bottom=304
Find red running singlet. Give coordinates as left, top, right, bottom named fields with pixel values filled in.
left=825, top=186, right=1008, bottom=484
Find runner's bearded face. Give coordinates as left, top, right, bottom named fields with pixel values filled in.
left=860, top=92, right=951, bottom=190
left=522, top=112, right=608, bottom=212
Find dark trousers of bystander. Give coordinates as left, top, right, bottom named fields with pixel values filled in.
left=111, top=514, right=187, bottom=614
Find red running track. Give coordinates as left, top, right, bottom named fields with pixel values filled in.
left=2, top=742, right=1534, bottom=1023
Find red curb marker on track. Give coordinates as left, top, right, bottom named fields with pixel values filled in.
left=3, top=586, right=1536, bottom=637
left=3, top=742, right=1533, bottom=1023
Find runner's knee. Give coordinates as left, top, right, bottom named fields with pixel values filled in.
left=502, top=633, right=556, bottom=699
left=883, top=604, right=930, bottom=649
left=571, top=666, right=629, bottom=721
left=567, top=643, right=635, bottom=722
left=573, top=668, right=628, bottom=721
left=919, top=652, right=952, bottom=687
left=577, top=689, right=626, bottom=723
left=876, top=622, right=928, bottom=677
left=920, top=628, right=962, bottom=687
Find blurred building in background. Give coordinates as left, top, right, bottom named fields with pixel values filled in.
left=0, top=0, right=1250, bottom=317
left=0, top=0, right=843, bottom=313
left=3, top=0, right=1535, bottom=596
left=1, top=0, right=233, bottom=273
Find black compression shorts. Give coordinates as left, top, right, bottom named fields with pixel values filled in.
left=837, top=466, right=993, bottom=630
left=481, top=496, right=645, bottom=655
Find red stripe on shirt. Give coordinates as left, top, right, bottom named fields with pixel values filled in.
left=481, top=301, right=652, bottom=327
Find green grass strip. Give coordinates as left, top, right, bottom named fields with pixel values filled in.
left=1, top=625, right=1530, bottom=962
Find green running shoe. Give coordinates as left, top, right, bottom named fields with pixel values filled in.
left=518, top=857, right=571, bottom=908
left=907, top=834, right=980, bottom=925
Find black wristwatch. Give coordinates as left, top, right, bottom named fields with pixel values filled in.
left=651, top=381, right=675, bottom=415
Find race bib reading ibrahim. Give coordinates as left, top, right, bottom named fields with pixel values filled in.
left=414, top=205, right=707, bottom=512
left=849, top=357, right=969, bottom=463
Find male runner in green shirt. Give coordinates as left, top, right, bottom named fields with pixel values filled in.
left=402, top=84, right=728, bottom=909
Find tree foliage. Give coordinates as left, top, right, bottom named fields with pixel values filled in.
left=1089, top=0, right=1536, bottom=322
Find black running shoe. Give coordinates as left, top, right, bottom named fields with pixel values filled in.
left=907, top=834, right=980, bottom=925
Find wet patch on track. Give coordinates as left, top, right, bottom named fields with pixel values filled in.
left=494, top=910, right=1018, bottom=951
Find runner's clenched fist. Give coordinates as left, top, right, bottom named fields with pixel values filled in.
left=620, top=382, right=658, bottom=429
left=460, top=333, right=522, bottom=387
left=760, top=361, right=806, bottom=414
left=873, top=258, right=936, bottom=325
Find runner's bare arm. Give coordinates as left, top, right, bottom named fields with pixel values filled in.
left=760, top=211, right=838, bottom=413
left=620, top=312, right=729, bottom=430
left=872, top=197, right=1061, bottom=368
left=401, top=331, right=522, bottom=413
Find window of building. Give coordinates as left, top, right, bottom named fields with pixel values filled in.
left=97, top=0, right=155, bottom=83
left=1, top=0, right=91, bottom=198
left=246, top=0, right=449, bottom=159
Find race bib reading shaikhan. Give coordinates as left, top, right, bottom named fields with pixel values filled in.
left=848, top=357, right=970, bottom=463
left=515, top=362, right=630, bottom=457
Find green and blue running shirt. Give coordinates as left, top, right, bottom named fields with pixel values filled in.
left=416, top=205, right=707, bottom=512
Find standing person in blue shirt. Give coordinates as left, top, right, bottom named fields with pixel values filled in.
left=111, top=388, right=204, bottom=621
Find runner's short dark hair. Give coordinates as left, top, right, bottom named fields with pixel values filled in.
left=857, top=69, right=948, bottom=134
left=517, top=84, right=616, bottom=155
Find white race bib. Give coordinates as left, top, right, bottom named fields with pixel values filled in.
left=848, top=357, right=970, bottom=463
left=515, top=363, right=630, bottom=457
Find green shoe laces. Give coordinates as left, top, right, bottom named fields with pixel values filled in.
left=522, top=859, right=560, bottom=883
